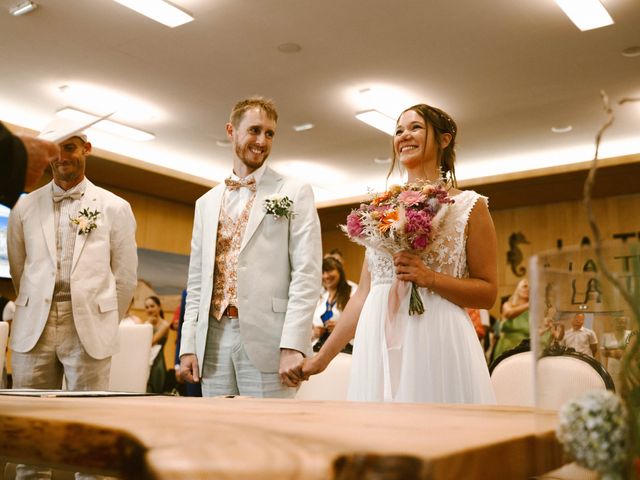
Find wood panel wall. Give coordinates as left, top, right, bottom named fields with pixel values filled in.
left=108, top=186, right=195, bottom=256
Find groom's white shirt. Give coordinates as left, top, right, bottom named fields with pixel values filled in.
left=7, top=179, right=138, bottom=359
left=180, top=165, right=322, bottom=373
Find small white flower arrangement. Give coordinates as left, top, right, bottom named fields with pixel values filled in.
left=70, top=208, right=100, bottom=235
left=263, top=194, right=294, bottom=220
left=556, top=390, right=630, bottom=480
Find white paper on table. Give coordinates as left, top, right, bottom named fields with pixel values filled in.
left=37, top=112, right=114, bottom=143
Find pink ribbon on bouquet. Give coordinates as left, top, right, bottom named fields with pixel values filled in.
left=383, top=278, right=411, bottom=400
left=385, top=278, right=410, bottom=350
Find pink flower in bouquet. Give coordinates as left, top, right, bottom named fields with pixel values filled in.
left=346, top=211, right=364, bottom=237
left=397, top=190, right=424, bottom=207
left=405, top=209, right=432, bottom=234
left=411, top=234, right=428, bottom=250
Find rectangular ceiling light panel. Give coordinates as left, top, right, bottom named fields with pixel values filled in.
left=355, top=110, right=396, bottom=136
left=554, top=0, right=613, bottom=31
left=112, top=0, right=193, bottom=28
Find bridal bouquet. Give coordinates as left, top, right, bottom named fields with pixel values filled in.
left=341, top=180, right=454, bottom=315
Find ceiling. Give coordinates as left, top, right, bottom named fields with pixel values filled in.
left=1, top=0, right=639, bottom=205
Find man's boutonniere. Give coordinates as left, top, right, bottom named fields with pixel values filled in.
left=70, top=208, right=100, bottom=235
left=263, top=194, right=294, bottom=220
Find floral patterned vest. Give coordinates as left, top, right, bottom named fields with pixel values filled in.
left=210, top=194, right=256, bottom=320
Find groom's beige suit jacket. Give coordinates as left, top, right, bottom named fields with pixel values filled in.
left=180, top=166, right=322, bottom=373
left=7, top=179, right=138, bottom=359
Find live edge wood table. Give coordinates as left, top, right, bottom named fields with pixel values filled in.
left=0, top=394, right=565, bottom=479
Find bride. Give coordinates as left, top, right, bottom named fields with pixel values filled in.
left=300, top=104, right=497, bottom=403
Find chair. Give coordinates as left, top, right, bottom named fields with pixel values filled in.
left=489, top=341, right=535, bottom=407
left=108, top=323, right=153, bottom=393
left=490, top=341, right=614, bottom=409
left=295, top=353, right=352, bottom=400
left=0, top=322, right=9, bottom=378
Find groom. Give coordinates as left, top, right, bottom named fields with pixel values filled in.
left=179, top=97, right=321, bottom=397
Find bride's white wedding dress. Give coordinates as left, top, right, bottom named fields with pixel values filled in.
left=348, top=190, right=496, bottom=403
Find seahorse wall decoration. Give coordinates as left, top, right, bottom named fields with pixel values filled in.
left=507, top=232, right=530, bottom=277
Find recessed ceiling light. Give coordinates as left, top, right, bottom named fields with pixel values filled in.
left=293, top=123, right=314, bottom=132
left=215, top=139, right=231, bottom=147
left=277, top=43, right=302, bottom=54
left=373, top=157, right=391, bottom=164
left=551, top=125, right=573, bottom=133
left=112, top=0, right=193, bottom=28
left=622, top=46, right=640, bottom=58
left=9, top=0, right=37, bottom=16
left=554, top=0, right=613, bottom=31
left=56, top=107, right=155, bottom=141
left=355, top=110, right=395, bottom=135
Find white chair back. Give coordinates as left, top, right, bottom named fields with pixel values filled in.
left=109, top=323, right=153, bottom=393
left=295, top=353, right=352, bottom=400
left=537, top=355, right=610, bottom=410
left=490, top=349, right=612, bottom=409
left=490, top=351, right=535, bottom=407
left=0, top=322, right=9, bottom=378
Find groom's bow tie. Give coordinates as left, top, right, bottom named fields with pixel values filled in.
left=53, top=191, right=83, bottom=202
left=225, top=177, right=256, bottom=192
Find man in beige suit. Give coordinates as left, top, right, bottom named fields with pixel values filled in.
left=7, top=130, right=137, bottom=391
left=179, top=97, right=322, bottom=397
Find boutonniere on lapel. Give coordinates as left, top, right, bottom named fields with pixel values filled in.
left=263, top=194, right=294, bottom=220
left=70, top=208, right=100, bottom=235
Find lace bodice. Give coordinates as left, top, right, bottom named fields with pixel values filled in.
left=367, top=190, right=486, bottom=286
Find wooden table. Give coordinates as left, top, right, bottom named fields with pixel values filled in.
left=0, top=395, right=565, bottom=479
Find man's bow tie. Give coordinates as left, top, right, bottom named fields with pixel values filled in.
left=225, top=177, right=256, bottom=192
left=53, top=191, right=83, bottom=202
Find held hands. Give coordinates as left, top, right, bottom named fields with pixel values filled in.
left=300, top=355, right=327, bottom=380
left=393, top=251, right=436, bottom=289
left=179, top=354, right=200, bottom=384
left=279, top=348, right=305, bottom=387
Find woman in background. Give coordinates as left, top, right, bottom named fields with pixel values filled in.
left=602, top=315, right=632, bottom=390
left=493, top=279, right=529, bottom=360
left=313, top=256, right=354, bottom=353
left=145, top=295, right=170, bottom=393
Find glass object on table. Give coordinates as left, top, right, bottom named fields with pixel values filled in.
left=529, top=241, right=639, bottom=478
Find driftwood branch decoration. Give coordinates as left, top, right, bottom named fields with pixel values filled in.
left=583, top=90, right=640, bottom=473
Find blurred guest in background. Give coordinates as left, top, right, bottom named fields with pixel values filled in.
left=325, top=248, right=358, bottom=292
left=539, top=306, right=564, bottom=349
left=602, top=315, right=632, bottom=388
left=145, top=295, right=170, bottom=393
left=313, top=256, right=354, bottom=354
left=493, top=279, right=530, bottom=360
left=562, top=313, right=598, bottom=358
